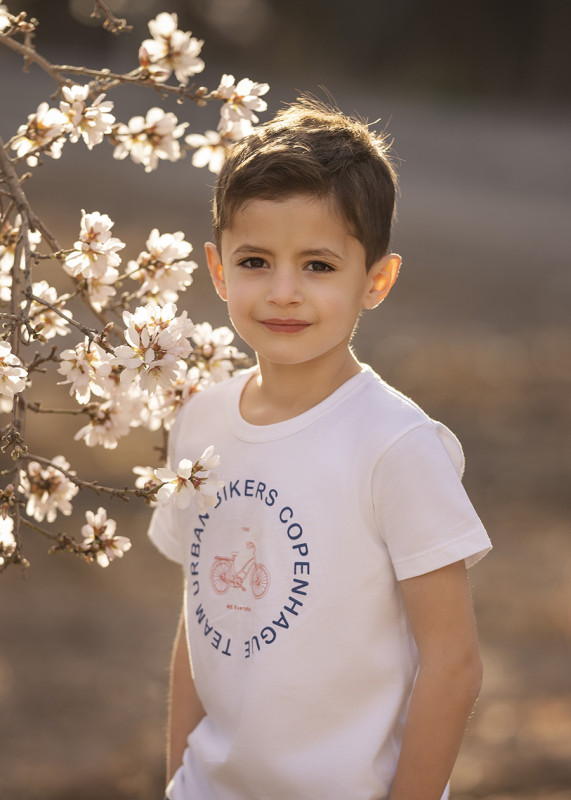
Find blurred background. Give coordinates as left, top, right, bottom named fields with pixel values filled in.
left=1, top=0, right=570, bottom=797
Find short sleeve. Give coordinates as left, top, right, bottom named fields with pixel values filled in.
left=372, top=422, right=491, bottom=581
left=148, top=500, right=184, bottom=565
left=147, top=401, right=188, bottom=565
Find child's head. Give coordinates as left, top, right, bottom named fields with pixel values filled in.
left=212, top=98, right=398, bottom=270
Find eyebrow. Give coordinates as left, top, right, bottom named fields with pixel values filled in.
left=231, top=244, right=343, bottom=261
left=231, top=244, right=273, bottom=257
left=301, top=248, right=343, bottom=261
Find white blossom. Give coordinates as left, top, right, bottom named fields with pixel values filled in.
left=64, top=210, right=125, bottom=280
left=191, top=322, right=242, bottom=382
left=155, top=447, right=223, bottom=511
left=80, top=507, right=131, bottom=567
left=0, top=394, right=13, bottom=414
left=0, top=341, right=27, bottom=399
left=129, top=229, right=197, bottom=304
left=140, top=12, right=205, bottom=85
left=20, top=455, right=79, bottom=523
left=10, top=102, right=69, bottom=166
left=0, top=515, right=16, bottom=567
left=185, top=130, right=228, bottom=174
left=73, top=389, right=144, bottom=449
left=57, top=339, right=112, bottom=404
left=141, top=361, right=201, bottom=431
left=59, top=84, right=115, bottom=149
left=218, top=116, right=255, bottom=141
left=113, top=108, right=188, bottom=172
left=0, top=224, right=19, bottom=302
left=0, top=216, right=41, bottom=298
left=216, top=75, right=269, bottom=133
left=26, top=280, right=72, bottom=340
left=0, top=266, right=11, bottom=303
left=133, top=465, right=160, bottom=507
left=154, top=460, right=196, bottom=509
left=113, top=302, right=194, bottom=393
left=0, top=5, right=12, bottom=31
left=86, top=267, right=118, bottom=312
left=133, top=464, right=159, bottom=489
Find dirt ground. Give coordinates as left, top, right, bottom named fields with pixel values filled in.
left=1, top=86, right=570, bottom=798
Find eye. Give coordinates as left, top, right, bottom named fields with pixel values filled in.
left=238, top=257, right=266, bottom=270
left=306, top=261, right=334, bottom=273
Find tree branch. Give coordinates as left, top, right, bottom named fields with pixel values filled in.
left=25, top=345, right=59, bottom=375
left=19, top=515, right=62, bottom=542
left=19, top=452, right=158, bottom=501
left=0, top=31, right=70, bottom=88
left=0, top=137, right=61, bottom=251
left=1, top=31, right=205, bottom=104
left=26, top=403, right=89, bottom=416
left=25, top=291, right=113, bottom=352
left=51, top=64, right=203, bottom=102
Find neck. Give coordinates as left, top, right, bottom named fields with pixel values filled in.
left=241, top=350, right=362, bottom=425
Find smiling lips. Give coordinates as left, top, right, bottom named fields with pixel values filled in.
left=260, top=318, right=312, bottom=333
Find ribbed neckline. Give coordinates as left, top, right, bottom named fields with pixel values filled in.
left=227, top=365, right=374, bottom=442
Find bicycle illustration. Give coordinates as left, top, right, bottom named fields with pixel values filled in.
left=210, top=541, right=271, bottom=600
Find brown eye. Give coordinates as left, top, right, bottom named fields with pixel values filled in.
left=306, top=261, right=334, bottom=273
left=240, top=257, right=266, bottom=269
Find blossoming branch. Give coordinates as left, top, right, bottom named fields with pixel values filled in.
left=0, top=3, right=269, bottom=571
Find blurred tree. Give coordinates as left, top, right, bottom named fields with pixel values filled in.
left=2, top=1, right=569, bottom=97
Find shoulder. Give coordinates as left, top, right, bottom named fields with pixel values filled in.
left=355, top=365, right=432, bottom=437
left=356, top=366, right=465, bottom=477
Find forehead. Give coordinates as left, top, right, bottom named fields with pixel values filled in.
left=222, top=193, right=356, bottom=249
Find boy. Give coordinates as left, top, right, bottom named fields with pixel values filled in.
left=149, top=99, right=491, bottom=800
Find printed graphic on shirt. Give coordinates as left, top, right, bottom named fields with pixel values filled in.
left=187, top=477, right=311, bottom=661
left=209, top=536, right=271, bottom=599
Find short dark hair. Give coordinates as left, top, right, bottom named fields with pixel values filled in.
left=212, top=98, right=398, bottom=269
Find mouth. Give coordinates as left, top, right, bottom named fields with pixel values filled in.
left=260, top=318, right=312, bottom=333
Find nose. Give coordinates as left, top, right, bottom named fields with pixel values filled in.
left=265, top=266, right=302, bottom=306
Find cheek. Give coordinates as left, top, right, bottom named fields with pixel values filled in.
left=321, top=287, right=364, bottom=320
left=225, top=289, right=250, bottom=319
left=225, top=292, right=255, bottom=340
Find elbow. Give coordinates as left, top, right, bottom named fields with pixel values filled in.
left=452, top=643, right=484, bottom=708
left=465, top=648, right=484, bottom=705
left=421, top=643, right=483, bottom=707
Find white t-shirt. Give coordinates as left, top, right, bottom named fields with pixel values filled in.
left=149, top=365, right=491, bottom=800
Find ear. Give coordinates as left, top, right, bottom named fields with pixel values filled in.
left=362, top=253, right=401, bottom=310
left=204, top=242, right=227, bottom=301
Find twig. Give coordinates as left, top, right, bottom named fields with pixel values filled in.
left=91, top=0, right=132, bottom=35
left=0, top=137, right=61, bottom=251
left=26, top=403, right=88, bottom=416
left=10, top=137, right=68, bottom=169
left=1, top=32, right=205, bottom=103
left=31, top=250, right=74, bottom=262
left=25, top=346, right=59, bottom=374
left=9, top=231, right=22, bottom=357
left=25, top=291, right=113, bottom=352
left=19, top=515, right=61, bottom=542
left=0, top=32, right=71, bottom=88
left=0, top=198, right=16, bottom=232
left=19, top=216, right=35, bottom=335
left=51, top=63, right=203, bottom=103
left=19, top=452, right=158, bottom=501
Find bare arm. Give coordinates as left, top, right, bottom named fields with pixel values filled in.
left=388, top=560, right=483, bottom=800
left=167, top=607, right=206, bottom=783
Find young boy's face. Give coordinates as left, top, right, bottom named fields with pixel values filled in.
left=206, top=194, right=399, bottom=372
